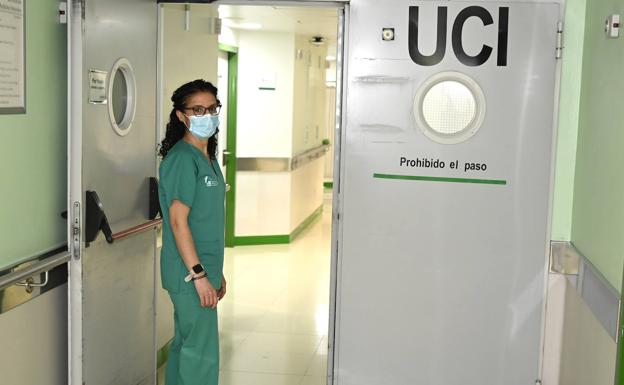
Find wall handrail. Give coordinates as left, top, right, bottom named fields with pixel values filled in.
left=0, top=250, right=70, bottom=291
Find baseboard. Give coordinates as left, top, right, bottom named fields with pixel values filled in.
left=233, top=205, right=323, bottom=246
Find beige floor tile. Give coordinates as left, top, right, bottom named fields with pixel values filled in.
left=202, top=200, right=332, bottom=382
left=300, top=376, right=329, bottom=385
left=219, top=371, right=302, bottom=385
left=236, top=332, right=323, bottom=355
left=220, top=348, right=316, bottom=375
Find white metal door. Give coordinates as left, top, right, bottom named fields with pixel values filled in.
left=333, top=1, right=560, bottom=384
left=68, top=0, right=159, bottom=384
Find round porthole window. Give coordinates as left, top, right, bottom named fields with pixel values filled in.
left=414, top=72, right=486, bottom=144
left=108, top=58, right=137, bottom=136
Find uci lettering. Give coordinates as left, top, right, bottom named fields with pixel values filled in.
left=408, top=6, right=509, bottom=67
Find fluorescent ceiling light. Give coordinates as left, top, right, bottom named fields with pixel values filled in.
left=223, top=19, right=263, bottom=30
left=326, top=55, right=336, bottom=61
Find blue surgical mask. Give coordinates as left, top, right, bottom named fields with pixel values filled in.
left=187, top=115, right=219, bottom=140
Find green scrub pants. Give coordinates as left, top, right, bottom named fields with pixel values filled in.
left=165, top=291, right=219, bottom=385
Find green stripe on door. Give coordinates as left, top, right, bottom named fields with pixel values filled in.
left=373, top=173, right=507, bottom=186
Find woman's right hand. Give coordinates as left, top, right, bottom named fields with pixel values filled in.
left=194, top=277, right=218, bottom=308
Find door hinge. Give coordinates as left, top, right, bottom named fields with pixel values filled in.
left=556, top=21, right=564, bottom=59
left=72, top=201, right=81, bottom=260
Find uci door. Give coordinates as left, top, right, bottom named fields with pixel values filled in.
left=334, top=1, right=560, bottom=385
left=68, top=0, right=158, bottom=384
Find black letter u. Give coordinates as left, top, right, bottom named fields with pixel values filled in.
left=408, top=7, right=448, bottom=66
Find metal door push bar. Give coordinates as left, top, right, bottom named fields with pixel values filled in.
left=85, top=177, right=162, bottom=246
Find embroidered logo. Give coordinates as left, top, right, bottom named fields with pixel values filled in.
left=204, top=176, right=218, bottom=187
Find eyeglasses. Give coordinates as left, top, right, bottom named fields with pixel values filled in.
left=184, top=103, right=222, bottom=117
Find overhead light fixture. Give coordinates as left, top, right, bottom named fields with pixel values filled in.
left=310, top=36, right=325, bottom=46
left=222, top=19, right=263, bottom=30
left=326, top=55, right=336, bottom=62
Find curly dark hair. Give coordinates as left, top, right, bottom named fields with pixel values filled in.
left=159, top=79, right=220, bottom=159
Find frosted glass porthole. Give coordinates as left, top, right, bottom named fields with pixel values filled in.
left=107, top=58, right=137, bottom=136
left=414, top=72, right=486, bottom=144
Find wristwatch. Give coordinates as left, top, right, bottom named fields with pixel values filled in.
left=192, top=264, right=205, bottom=274
left=184, top=264, right=206, bottom=283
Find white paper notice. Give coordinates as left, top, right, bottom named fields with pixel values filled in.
left=0, top=0, right=24, bottom=112
left=88, top=70, right=108, bottom=104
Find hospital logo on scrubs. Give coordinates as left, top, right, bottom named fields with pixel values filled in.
left=204, top=176, right=218, bottom=187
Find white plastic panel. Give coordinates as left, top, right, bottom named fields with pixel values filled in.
left=334, top=1, right=560, bottom=385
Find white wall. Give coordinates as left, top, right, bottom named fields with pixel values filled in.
left=292, top=35, right=328, bottom=156
left=233, top=31, right=328, bottom=238
left=161, top=5, right=220, bottom=138
left=236, top=31, right=295, bottom=158
left=290, top=157, right=325, bottom=231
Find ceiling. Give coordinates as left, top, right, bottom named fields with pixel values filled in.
left=218, top=5, right=339, bottom=42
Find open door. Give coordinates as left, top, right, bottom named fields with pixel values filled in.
left=67, top=1, right=159, bottom=384
left=333, top=1, right=561, bottom=384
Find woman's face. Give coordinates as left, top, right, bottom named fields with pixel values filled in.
left=176, top=91, right=217, bottom=128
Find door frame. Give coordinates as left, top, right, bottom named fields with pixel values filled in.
left=219, top=44, right=239, bottom=248
left=156, top=2, right=348, bottom=385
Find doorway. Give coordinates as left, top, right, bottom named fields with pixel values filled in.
left=157, top=2, right=344, bottom=384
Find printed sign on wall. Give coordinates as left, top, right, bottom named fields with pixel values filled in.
left=0, top=0, right=25, bottom=114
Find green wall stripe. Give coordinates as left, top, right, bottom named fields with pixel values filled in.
left=323, top=181, right=333, bottom=189
left=373, top=173, right=507, bottom=186
left=233, top=205, right=324, bottom=246
left=218, top=43, right=238, bottom=53
left=234, top=235, right=290, bottom=246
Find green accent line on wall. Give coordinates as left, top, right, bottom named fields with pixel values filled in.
left=218, top=43, right=238, bottom=53
left=157, top=340, right=172, bottom=369
left=234, top=235, right=291, bottom=246
left=373, top=173, right=507, bottom=186
left=324, top=181, right=333, bottom=189
left=258, top=87, right=276, bottom=91
left=233, top=205, right=323, bottom=246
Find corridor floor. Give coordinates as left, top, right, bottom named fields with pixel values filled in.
left=159, top=196, right=332, bottom=385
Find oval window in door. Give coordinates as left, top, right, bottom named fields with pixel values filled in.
left=108, top=58, right=137, bottom=136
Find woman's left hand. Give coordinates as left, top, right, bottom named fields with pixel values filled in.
left=217, top=275, right=227, bottom=300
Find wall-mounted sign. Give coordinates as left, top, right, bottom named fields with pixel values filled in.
left=88, top=70, right=107, bottom=104
left=0, top=0, right=25, bottom=114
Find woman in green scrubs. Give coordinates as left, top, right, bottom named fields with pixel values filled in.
left=158, top=79, right=226, bottom=385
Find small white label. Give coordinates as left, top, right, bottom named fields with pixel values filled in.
left=88, top=70, right=107, bottom=104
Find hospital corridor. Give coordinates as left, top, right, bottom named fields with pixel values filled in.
left=2, top=0, right=624, bottom=385
left=158, top=194, right=333, bottom=385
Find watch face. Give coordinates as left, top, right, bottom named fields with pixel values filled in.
left=192, top=264, right=204, bottom=274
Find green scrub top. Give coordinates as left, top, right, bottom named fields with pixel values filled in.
left=158, top=139, right=225, bottom=293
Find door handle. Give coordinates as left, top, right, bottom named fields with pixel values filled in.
left=84, top=178, right=162, bottom=246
